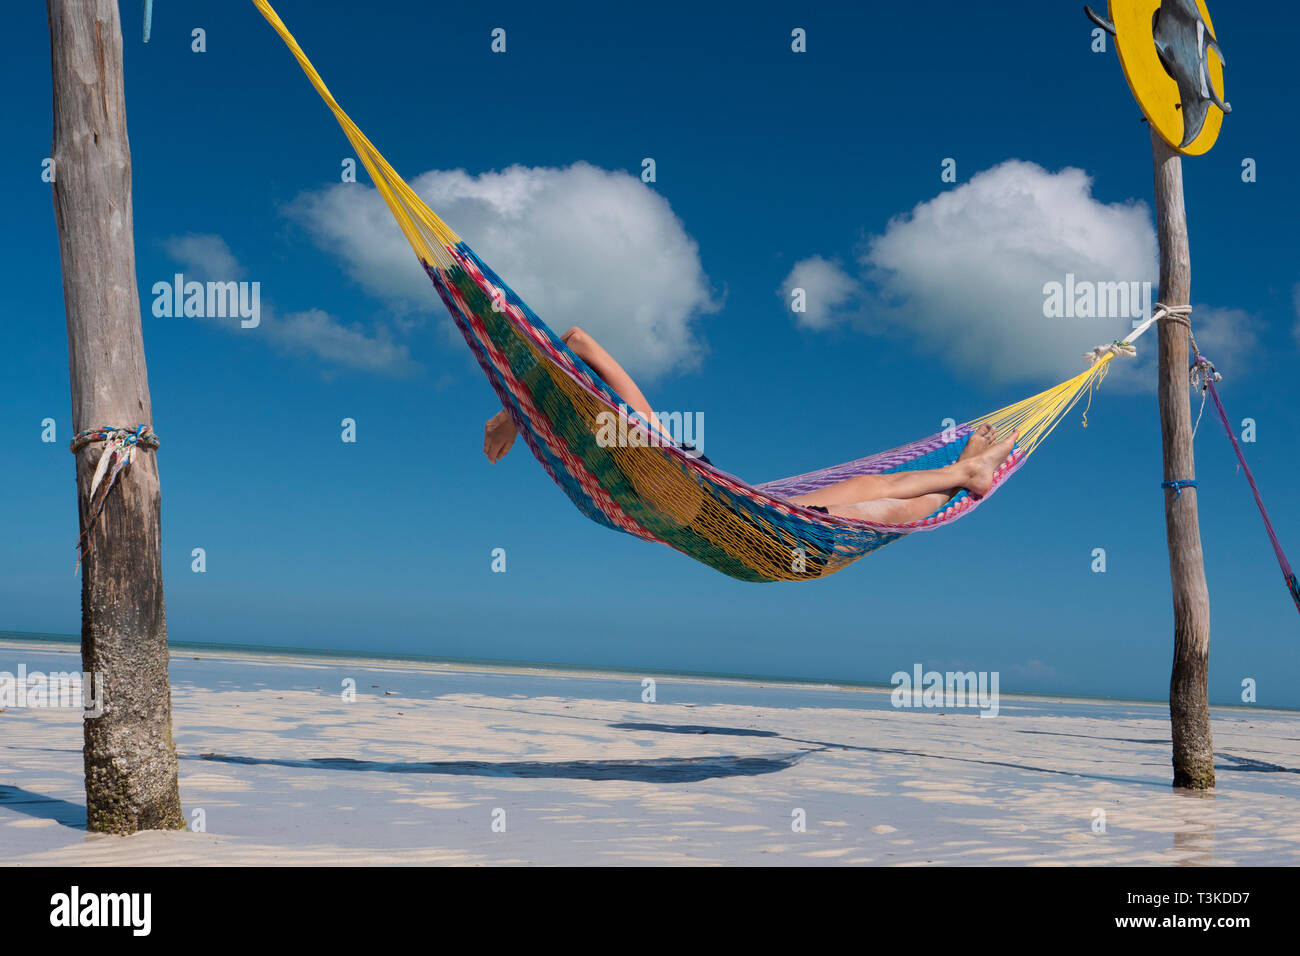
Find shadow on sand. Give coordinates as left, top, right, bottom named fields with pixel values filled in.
left=194, top=749, right=809, bottom=783
left=1216, top=753, right=1299, bottom=774
left=0, top=784, right=85, bottom=829
left=610, top=721, right=1182, bottom=789
left=607, top=722, right=779, bottom=737
left=1016, top=729, right=1170, bottom=745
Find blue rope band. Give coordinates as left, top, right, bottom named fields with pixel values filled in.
left=1162, top=479, right=1198, bottom=498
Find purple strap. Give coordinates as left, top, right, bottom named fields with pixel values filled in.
left=1203, top=372, right=1300, bottom=616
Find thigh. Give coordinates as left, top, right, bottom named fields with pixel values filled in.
left=788, top=473, right=893, bottom=507
left=832, top=496, right=943, bottom=524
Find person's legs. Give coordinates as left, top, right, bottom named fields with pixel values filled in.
left=790, top=426, right=1017, bottom=513
left=831, top=493, right=953, bottom=524
left=790, top=465, right=965, bottom=506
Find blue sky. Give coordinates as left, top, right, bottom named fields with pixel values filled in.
left=4, top=0, right=1298, bottom=705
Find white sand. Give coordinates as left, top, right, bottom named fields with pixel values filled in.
left=2, top=638, right=1298, bottom=865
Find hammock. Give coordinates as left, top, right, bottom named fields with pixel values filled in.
left=251, top=0, right=1130, bottom=583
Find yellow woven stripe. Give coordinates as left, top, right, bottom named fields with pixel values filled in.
left=252, top=0, right=460, bottom=268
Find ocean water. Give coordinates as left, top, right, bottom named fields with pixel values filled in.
left=1, top=631, right=1289, bottom=725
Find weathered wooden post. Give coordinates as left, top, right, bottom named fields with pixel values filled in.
left=1088, top=1, right=1230, bottom=788
left=1151, top=131, right=1214, bottom=788
left=48, top=0, right=184, bottom=831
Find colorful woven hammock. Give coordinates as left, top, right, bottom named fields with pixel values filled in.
left=253, top=0, right=1126, bottom=583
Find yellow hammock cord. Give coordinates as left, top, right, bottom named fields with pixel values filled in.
left=968, top=354, right=1118, bottom=457
left=252, top=0, right=1128, bottom=465
left=251, top=0, right=460, bottom=270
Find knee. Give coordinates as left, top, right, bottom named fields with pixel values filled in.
left=561, top=326, right=585, bottom=344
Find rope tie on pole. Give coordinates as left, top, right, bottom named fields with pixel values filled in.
left=1162, top=478, right=1198, bottom=498
left=69, top=424, right=160, bottom=568
left=1083, top=302, right=1193, bottom=366
left=1158, top=303, right=1192, bottom=329
left=1079, top=303, right=1195, bottom=427
left=1190, top=350, right=1221, bottom=438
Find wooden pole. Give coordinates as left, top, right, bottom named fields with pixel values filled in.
left=48, top=0, right=185, bottom=832
left=1150, top=129, right=1214, bottom=789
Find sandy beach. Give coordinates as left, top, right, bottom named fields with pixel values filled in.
left=2, top=636, right=1298, bottom=866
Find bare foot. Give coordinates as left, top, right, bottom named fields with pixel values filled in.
left=958, top=423, right=996, bottom=461
left=963, top=430, right=1019, bottom=497
left=484, top=409, right=518, bottom=463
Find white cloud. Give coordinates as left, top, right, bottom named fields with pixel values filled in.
left=1190, top=306, right=1257, bottom=380
left=272, top=308, right=414, bottom=375
left=160, top=234, right=242, bottom=280
left=160, top=233, right=417, bottom=376
left=783, top=160, right=1171, bottom=385
left=779, top=256, right=859, bottom=330
left=288, top=162, right=718, bottom=379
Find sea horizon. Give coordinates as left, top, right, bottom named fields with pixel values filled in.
left=2, top=629, right=1290, bottom=716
